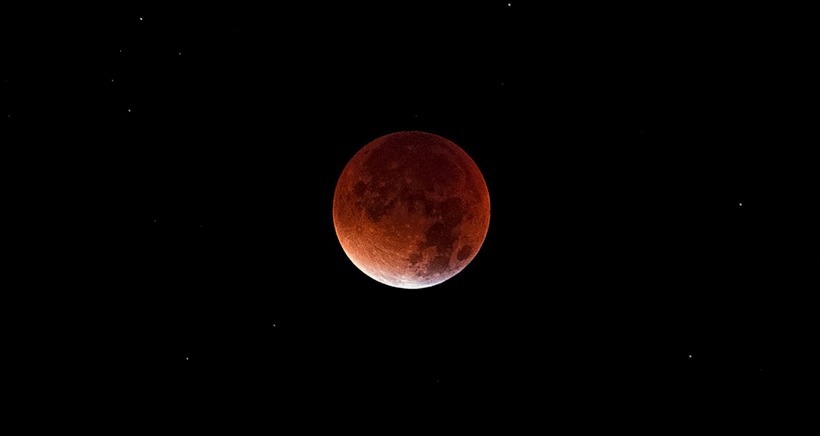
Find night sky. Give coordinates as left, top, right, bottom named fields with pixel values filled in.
left=4, top=2, right=816, bottom=426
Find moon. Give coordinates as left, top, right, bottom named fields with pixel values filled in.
left=333, top=131, right=491, bottom=289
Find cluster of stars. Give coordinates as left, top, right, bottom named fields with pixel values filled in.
left=116, top=16, right=186, bottom=115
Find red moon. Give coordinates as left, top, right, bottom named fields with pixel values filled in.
left=333, top=131, right=490, bottom=289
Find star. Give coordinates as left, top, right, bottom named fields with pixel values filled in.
left=127, top=108, right=132, bottom=113
left=178, top=52, right=182, bottom=56
left=272, top=323, right=277, bottom=327
left=139, top=17, right=143, bottom=21
left=738, top=202, right=743, bottom=206
left=688, top=354, right=693, bottom=359
left=507, top=3, right=512, bottom=6
left=186, top=357, right=189, bottom=361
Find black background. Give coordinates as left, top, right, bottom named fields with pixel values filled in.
left=3, top=2, right=816, bottom=428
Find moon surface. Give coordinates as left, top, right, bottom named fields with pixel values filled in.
left=333, top=131, right=490, bottom=289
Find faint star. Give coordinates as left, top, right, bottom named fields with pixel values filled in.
left=688, top=354, right=693, bottom=359
left=178, top=52, right=182, bottom=56
left=127, top=109, right=132, bottom=113
left=272, top=323, right=277, bottom=327
left=153, top=219, right=157, bottom=223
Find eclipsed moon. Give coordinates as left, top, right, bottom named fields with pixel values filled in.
left=333, top=131, right=490, bottom=289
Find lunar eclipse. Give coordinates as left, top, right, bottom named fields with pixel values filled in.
left=333, top=131, right=491, bottom=289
